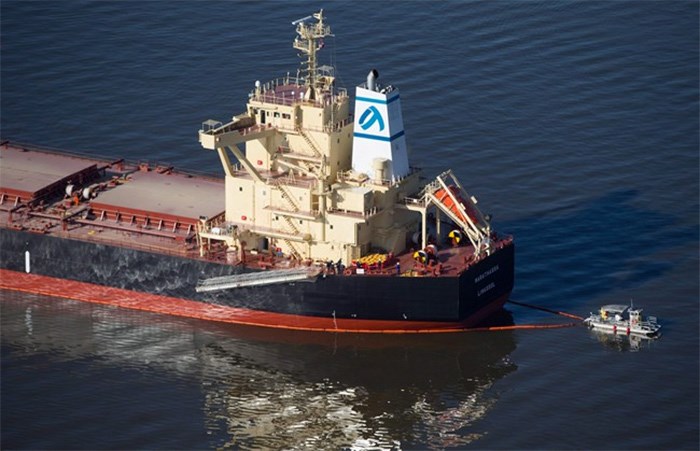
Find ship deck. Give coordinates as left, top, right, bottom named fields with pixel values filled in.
left=90, top=166, right=225, bottom=227
left=0, top=142, right=224, bottom=257
left=1, top=142, right=511, bottom=278
left=354, top=238, right=512, bottom=278
left=0, top=143, right=102, bottom=204
left=253, top=82, right=340, bottom=108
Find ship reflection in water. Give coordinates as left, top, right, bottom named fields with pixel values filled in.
left=2, top=291, right=517, bottom=449
left=587, top=329, right=660, bottom=353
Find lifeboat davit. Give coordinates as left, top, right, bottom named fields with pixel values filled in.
left=433, top=186, right=479, bottom=225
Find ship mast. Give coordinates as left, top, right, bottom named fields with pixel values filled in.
left=292, top=9, right=333, bottom=99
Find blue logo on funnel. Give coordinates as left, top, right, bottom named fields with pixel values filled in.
left=359, top=106, right=385, bottom=132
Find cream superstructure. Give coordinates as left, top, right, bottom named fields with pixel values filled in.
left=197, top=10, right=492, bottom=264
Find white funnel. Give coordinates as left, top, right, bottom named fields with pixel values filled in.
left=351, top=76, right=409, bottom=182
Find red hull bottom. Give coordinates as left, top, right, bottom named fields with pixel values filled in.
left=0, top=269, right=509, bottom=333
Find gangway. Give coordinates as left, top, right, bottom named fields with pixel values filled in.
left=196, top=267, right=321, bottom=292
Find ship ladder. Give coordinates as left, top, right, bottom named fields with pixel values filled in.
left=296, top=126, right=323, bottom=158
left=195, top=267, right=320, bottom=292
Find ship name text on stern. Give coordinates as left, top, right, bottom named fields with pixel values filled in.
left=478, top=282, right=496, bottom=297
left=475, top=265, right=499, bottom=284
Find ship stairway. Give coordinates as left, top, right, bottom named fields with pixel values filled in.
left=268, top=185, right=304, bottom=259
left=272, top=184, right=301, bottom=212
left=280, top=210, right=300, bottom=233
left=296, top=126, right=323, bottom=158
left=195, top=267, right=321, bottom=292
left=280, top=213, right=303, bottom=259
left=281, top=238, right=303, bottom=260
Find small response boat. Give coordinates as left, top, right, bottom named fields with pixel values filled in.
left=584, top=304, right=661, bottom=338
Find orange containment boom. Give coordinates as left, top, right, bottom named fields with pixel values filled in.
left=0, top=269, right=579, bottom=334
left=0, top=269, right=494, bottom=333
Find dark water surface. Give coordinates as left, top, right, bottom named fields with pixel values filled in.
left=1, top=1, right=698, bottom=449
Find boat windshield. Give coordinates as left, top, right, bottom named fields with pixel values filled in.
left=601, top=305, right=629, bottom=314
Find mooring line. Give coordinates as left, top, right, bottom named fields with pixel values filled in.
left=507, top=300, right=585, bottom=321
left=466, top=322, right=579, bottom=332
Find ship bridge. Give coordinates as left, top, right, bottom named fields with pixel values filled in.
left=195, top=10, right=430, bottom=264
left=196, top=10, right=363, bottom=262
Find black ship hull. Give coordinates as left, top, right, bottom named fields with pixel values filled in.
left=0, top=228, right=514, bottom=330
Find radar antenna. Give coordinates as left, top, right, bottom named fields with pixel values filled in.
left=293, top=9, right=333, bottom=99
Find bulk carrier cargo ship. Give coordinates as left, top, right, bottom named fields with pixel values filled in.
left=0, top=11, right=514, bottom=332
